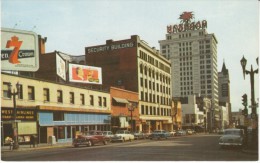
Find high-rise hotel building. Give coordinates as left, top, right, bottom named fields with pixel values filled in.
left=85, top=35, right=172, bottom=132
left=159, top=12, right=220, bottom=124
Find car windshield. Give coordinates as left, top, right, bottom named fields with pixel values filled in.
left=224, top=130, right=241, bottom=135
left=116, top=130, right=125, bottom=134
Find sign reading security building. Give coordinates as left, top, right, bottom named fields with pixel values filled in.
left=1, top=28, right=39, bottom=71
left=69, top=63, right=102, bottom=84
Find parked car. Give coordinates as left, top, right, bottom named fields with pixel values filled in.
left=111, top=130, right=134, bottom=142
left=150, top=130, right=171, bottom=140
left=102, top=131, right=114, bottom=142
left=219, top=128, right=244, bottom=148
left=169, top=130, right=176, bottom=137
left=133, top=131, right=146, bottom=140
left=72, top=130, right=110, bottom=147
left=186, top=129, right=193, bottom=135
left=175, top=130, right=187, bottom=136
left=144, top=132, right=152, bottom=139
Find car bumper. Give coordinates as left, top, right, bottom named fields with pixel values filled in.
left=219, top=142, right=243, bottom=146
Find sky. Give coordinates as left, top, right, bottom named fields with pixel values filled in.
left=1, top=0, right=259, bottom=112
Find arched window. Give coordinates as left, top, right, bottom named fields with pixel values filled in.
left=139, top=64, right=143, bottom=74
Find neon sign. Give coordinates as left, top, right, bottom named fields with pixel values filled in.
left=167, top=12, right=207, bottom=34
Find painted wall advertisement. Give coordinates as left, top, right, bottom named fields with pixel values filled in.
left=56, top=53, right=66, bottom=81
left=69, top=63, right=102, bottom=84
left=1, top=28, right=39, bottom=71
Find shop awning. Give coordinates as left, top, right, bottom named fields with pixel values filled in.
left=113, top=97, right=129, bottom=104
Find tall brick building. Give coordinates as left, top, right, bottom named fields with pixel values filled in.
left=85, top=35, right=173, bottom=132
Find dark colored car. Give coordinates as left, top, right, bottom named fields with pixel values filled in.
left=133, top=131, right=146, bottom=140
left=150, top=130, right=170, bottom=140
left=72, top=130, right=110, bottom=147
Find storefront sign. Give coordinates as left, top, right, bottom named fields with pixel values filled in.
left=167, top=11, right=207, bottom=34
left=1, top=108, right=36, bottom=121
left=86, top=42, right=135, bottom=53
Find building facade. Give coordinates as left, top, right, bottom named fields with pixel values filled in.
left=159, top=12, right=220, bottom=128
left=1, top=73, right=111, bottom=144
left=218, top=61, right=232, bottom=126
left=85, top=35, right=172, bottom=132
left=110, top=87, right=139, bottom=133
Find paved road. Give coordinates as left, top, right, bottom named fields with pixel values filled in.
left=2, top=134, right=258, bottom=161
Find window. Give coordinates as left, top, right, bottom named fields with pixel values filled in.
left=67, top=126, right=71, bottom=138
left=3, top=82, right=10, bottom=98
left=18, top=84, right=23, bottom=99
left=80, top=94, right=85, bottom=105
left=70, top=92, right=74, bottom=104
left=98, top=96, right=102, bottom=107
left=103, top=97, right=107, bottom=107
left=141, top=105, right=144, bottom=114
left=57, top=90, right=63, bottom=103
left=43, top=88, right=50, bottom=102
left=28, top=86, right=35, bottom=100
left=53, top=112, right=64, bottom=121
left=90, top=95, right=94, bottom=106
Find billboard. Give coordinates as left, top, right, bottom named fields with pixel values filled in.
left=56, top=53, right=66, bottom=81
left=69, top=63, right=102, bottom=84
left=1, top=28, right=39, bottom=71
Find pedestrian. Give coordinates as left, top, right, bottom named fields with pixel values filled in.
left=9, top=139, right=14, bottom=150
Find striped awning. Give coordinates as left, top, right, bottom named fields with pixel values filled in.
left=113, top=97, right=129, bottom=104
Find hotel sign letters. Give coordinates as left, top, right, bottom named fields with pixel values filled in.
left=87, top=42, right=135, bottom=53
left=167, top=20, right=207, bottom=34
left=167, top=11, right=207, bottom=34
left=1, top=108, right=36, bottom=121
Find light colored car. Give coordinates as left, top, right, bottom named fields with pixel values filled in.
left=186, top=129, right=193, bottom=135
left=102, top=131, right=114, bottom=141
left=169, top=130, right=176, bottom=137
left=111, top=130, right=134, bottom=142
left=175, top=130, right=187, bottom=136
left=219, top=128, right=244, bottom=148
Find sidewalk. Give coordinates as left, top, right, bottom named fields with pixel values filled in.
left=1, top=142, right=72, bottom=153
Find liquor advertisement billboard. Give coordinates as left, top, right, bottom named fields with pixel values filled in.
left=1, top=28, right=39, bottom=71
left=69, top=63, right=102, bottom=84
left=56, top=53, right=66, bottom=81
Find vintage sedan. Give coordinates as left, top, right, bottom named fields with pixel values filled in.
left=72, top=130, right=110, bottom=147
left=219, top=128, right=244, bottom=148
left=102, top=131, right=114, bottom=142
left=133, top=131, right=146, bottom=140
left=111, top=130, right=134, bottom=142
left=150, top=130, right=171, bottom=140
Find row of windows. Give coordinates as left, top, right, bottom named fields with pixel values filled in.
left=3, top=82, right=107, bottom=107
left=140, top=91, right=171, bottom=106
left=139, top=64, right=171, bottom=85
left=141, top=105, right=171, bottom=116
left=139, top=50, right=170, bottom=73
left=140, top=78, right=171, bottom=95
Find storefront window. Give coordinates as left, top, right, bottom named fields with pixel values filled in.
left=58, top=126, right=65, bottom=139
left=67, top=126, right=71, bottom=138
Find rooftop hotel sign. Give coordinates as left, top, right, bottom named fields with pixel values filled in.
left=167, top=12, right=207, bottom=34
left=1, top=28, right=39, bottom=71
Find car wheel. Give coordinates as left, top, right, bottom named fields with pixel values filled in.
left=88, top=140, right=92, bottom=147
left=122, top=138, right=125, bottom=142
left=103, top=140, right=108, bottom=145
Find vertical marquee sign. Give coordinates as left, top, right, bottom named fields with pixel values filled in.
left=167, top=11, right=207, bottom=34
left=1, top=28, right=39, bottom=71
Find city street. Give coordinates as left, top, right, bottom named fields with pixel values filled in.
left=2, top=134, right=258, bottom=161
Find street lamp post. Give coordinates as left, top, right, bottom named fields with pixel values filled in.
left=8, top=82, right=20, bottom=150
left=240, top=56, right=258, bottom=149
left=127, top=102, right=135, bottom=133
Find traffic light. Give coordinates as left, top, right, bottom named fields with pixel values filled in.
left=242, top=94, right=248, bottom=107
left=242, top=108, right=248, bottom=116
